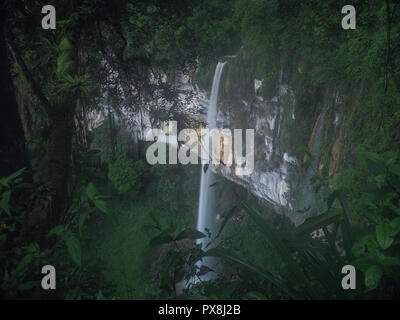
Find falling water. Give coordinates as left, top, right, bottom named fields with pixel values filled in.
left=195, top=61, right=226, bottom=281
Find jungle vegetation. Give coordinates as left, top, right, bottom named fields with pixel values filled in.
left=0, top=0, right=400, bottom=300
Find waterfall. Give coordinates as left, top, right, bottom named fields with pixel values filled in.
left=175, top=62, right=226, bottom=293
left=195, top=61, right=226, bottom=280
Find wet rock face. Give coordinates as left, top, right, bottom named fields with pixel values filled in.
left=87, top=67, right=299, bottom=213
left=211, top=78, right=296, bottom=210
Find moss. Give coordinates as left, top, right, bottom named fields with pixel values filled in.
left=56, top=37, right=76, bottom=77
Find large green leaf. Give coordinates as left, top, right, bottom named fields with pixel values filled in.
left=150, top=231, right=173, bottom=247
left=47, top=225, right=66, bottom=238
left=204, top=247, right=296, bottom=298
left=215, top=205, right=237, bottom=238
left=79, top=208, right=93, bottom=235
left=357, top=149, right=385, bottom=175
left=365, top=265, right=382, bottom=292
left=390, top=217, right=400, bottom=236
left=66, top=235, right=82, bottom=267
left=241, top=202, right=309, bottom=290
left=18, top=281, right=38, bottom=291
left=335, top=191, right=354, bottom=256
left=5, top=167, right=26, bottom=181
left=376, top=223, right=394, bottom=249
left=175, top=228, right=206, bottom=241
left=86, top=182, right=96, bottom=200
left=93, top=199, right=118, bottom=225
left=389, top=163, right=400, bottom=177
left=149, top=211, right=161, bottom=228
left=15, top=254, right=34, bottom=275
left=0, top=167, right=26, bottom=187
left=294, top=208, right=342, bottom=237
left=0, top=190, right=11, bottom=216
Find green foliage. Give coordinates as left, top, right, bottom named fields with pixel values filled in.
left=188, top=198, right=349, bottom=299
left=175, top=0, right=241, bottom=66
left=56, top=37, right=76, bottom=77
left=55, top=74, right=88, bottom=94
left=346, top=150, right=400, bottom=293
left=143, top=210, right=206, bottom=296
left=91, top=121, right=133, bottom=166
left=107, top=153, right=147, bottom=196
left=0, top=169, right=42, bottom=298
left=47, top=182, right=118, bottom=268
left=1, top=243, right=49, bottom=298
left=203, top=148, right=400, bottom=299
left=0, top=168, right=118, bottom=299
left=66, top=235, right=82, bottom=267
left=6, top=0, right=400, bottom=301
left=196, top=149, right=399, bottom=299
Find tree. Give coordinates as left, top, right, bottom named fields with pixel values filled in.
left=0, top=4, right=31, bottom=183
left=3, top=0, right=199, bottom=234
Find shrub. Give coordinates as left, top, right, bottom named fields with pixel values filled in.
left=108, top=153, right=146, bottom=196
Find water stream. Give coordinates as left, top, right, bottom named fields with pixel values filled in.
left=195, top=61, right=226, bottom=281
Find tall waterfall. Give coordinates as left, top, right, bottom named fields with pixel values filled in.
left=196, top=61, right=226, bottom=280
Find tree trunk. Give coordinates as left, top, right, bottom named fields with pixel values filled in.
left=45, top=34, right=79, bottom=226
left=45, top=107, right=75, bottom=226
left=23, top=33, right=79, bottom=232
left=0, top=15, right=31, bottom=182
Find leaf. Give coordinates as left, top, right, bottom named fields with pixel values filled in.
left=326, top=190, right=338, bottom=209
left=93, top=199, right=118, bottom=225
left=141, top=224, right=157, bottom=232
left=204, top=247, right=296, bottom=298
left=352, top=258, right=371, bottom=272
left=79, top=209, right=91, bottom=235
left=247, top=291, right=268, bottom=300
left=86, top=182, right=96, bottom=200
left=241, top=202, right=309, bottom=288
left=150, top=232, right=173, bottom=247
left=208, top=181, right=221, bottom=188
left=3, top=168, right=26, bottom=185
left=15, top=254, right=34, bottom=275
left=351, top=240, right=366, bottom=258
left=18, top=281, right=37, bottom=291
left=15, top=182, right=34, bottom=189
left=336, top=191, right=354, bottom=256
left=215, top=205, right=237, bottom=238
left=380, top=256, right=400, bottom=267
left=0, top=190, right=11, bottom=216
left=390, top=217, right=400, bottom=236
left=180, top=295, right=209, bottom=300
left=149, top=211, right=161, bottom=228
left=175, top=229, right=206, bottom=241
left=365, top=265, right=382, bottom=292
left=293, top=208, right=342, bottom=237
left=96, top=290, right=105, bottom=300
left=198, top=265, right=213, bottom=276
left=66, top=235, right=82, bottom=267
left=357, top=149, right=385, bottom=175
left=389, top=163, right=400, bottom=177
left=47, top=225, right=66, bottom=238
left=376, top=223, right=394, bottom=249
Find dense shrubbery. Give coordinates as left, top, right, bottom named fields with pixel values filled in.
left=0, top=168, right=116, bottom=299
left=108, top=153, right=147, bottom=196
left=335, top=150, right=400, bottom=294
